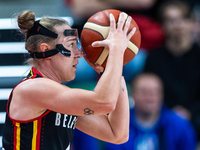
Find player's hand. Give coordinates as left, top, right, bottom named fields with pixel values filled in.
left=91, top=12, right=136, bottom=54
left=84, top=55, right=104, bottom=74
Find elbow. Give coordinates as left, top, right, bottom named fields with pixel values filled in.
left=120, top=134, right=129, bottom=144
left=94, top=94, right=117, bottom=114
left=114, top=133, right=129, bottom=144
left=104, top=99, right=117, bottom=113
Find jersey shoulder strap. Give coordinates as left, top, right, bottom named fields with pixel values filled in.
left=27, top=67, right=43, bottom=79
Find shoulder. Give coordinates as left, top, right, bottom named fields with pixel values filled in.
left=17, top=77, right=67, bottom=91
left=162, top=108, right=185, bottom=123
left=160, top=108, right=198, bottom=148
left=161, top=108, right=195, bottom=131
left=14, top=77, right=69, bottom=101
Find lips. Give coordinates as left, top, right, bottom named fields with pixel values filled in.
left=73, top=63, right=78, bottom=68
left=73, top=60, right=78, bottom=68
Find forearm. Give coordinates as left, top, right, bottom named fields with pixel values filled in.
left=93, top=48, right=124, bottom=106
left=89, top=12, right=134, bottom=112
left=107, top=76, right=130, bottom=143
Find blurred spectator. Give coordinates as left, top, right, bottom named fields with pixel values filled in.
left=144, top=0, right=200, bottom=140
left=192, top=4, right=200, bottom=46
left=104, top=73, right=198, bottom=150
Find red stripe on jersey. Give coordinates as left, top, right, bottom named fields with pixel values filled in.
left=13, top=121, right=20, bottom=150
left=36, top=118, right=42, bottom=150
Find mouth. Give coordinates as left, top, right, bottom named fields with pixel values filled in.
left=73, top=64, right=78, bottom=68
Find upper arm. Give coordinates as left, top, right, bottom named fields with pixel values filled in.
left=18, top=78, right=115, bottom=116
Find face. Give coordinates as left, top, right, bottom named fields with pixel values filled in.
left=163, top=6, right=193, bottom=39
left=51, top=25, right=83, bottom=82
left=132, top=75, right=163, bottom=115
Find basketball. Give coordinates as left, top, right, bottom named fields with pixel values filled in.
left=80, top=9, right=141, bottom=67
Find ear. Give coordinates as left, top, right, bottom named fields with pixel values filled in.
left=40, top=43, right=51, bottom=52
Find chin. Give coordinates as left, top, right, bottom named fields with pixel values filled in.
left=66, top=74, right=76, bottom=82
left=71, top=76, right=76, bottom=81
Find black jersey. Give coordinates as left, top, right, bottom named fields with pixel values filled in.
left=2, top=67, right=77, bottom=150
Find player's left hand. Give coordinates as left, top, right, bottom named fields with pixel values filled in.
left=84, top=56, right=104, bottom=74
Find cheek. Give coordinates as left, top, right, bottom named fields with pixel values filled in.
left=55, top=56, right=71, bottom=72
left=133, top=95, right=145, bottom=106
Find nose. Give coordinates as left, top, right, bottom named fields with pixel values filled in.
left=73, top=47, right=84, bottom=58
left=74, top=54, right=82, bottom=58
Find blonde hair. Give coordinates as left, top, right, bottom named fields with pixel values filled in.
left=17, top=10, right=69, bottom=65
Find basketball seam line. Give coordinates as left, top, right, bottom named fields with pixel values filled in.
left=82, top=28, right=105, bottom=48
left=103, top=11, right=110, bottom=23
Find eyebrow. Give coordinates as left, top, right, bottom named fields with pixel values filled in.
left=65, top=37, right=77, bottom=42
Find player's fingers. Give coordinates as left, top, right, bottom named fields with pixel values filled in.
left=123, top=16, right=132, bottom=34
left=92, top=40, right=107, bottom=48
left=109, top=13, right=116, bottom=32
left=127, top=27, right=136, bottom=40
left=117, top=12, right=125, bottom=30
left=94, top=64, right=104, bottom=73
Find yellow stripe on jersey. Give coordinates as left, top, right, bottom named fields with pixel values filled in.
left=32, top=120, right=38, bottom=150
left=29, top=69, right=34, bottom=78
left=16, top=123, right=21, bottom=150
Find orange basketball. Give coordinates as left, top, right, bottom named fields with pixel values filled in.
left=81, top=9, right=141, bottom=67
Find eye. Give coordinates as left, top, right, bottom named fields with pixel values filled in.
left=69, top=43, right=73, bottom=48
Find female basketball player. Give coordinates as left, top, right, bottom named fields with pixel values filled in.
left=2, top=10, right=136, bottom=150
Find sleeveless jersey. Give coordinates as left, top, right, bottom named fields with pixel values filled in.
left=2, top=67, right=77, bottom=150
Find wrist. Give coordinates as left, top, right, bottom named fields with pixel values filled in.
left=109, top=46, right=125, bottom=57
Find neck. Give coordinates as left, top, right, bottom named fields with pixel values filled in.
left=135, top=110, right=160, bottom=127
left=34, top=63, right=62, bottom=83
left=166, top=35, right=193, bottom=56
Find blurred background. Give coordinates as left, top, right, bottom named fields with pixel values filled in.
left=1, top=0, right=200, bottom=149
